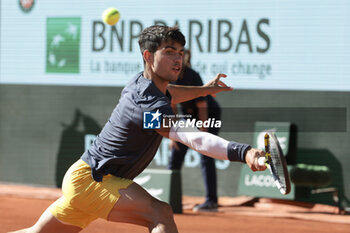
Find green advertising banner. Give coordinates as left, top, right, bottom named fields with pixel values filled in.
left=238, top=165, right=295, bottom=199
left=46, top=18, right=81, bottom=74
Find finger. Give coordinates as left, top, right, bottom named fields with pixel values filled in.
left=220, top=87, right=233, bottom=92
left=214, top=73, right=227, bottom=81
left=216, top=86, right=233, bottom=92
left=217, top=80, right=228, bottom=87
left=257, top=164, right=267, bottom=171
left=217, top=81, right=233, bottom=90
left=251, top=165, right=257, bottom=172
left=217, top=79, right=233, bottom=91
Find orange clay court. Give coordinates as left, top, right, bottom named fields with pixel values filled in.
left=0, top=184, right=349, bottom=233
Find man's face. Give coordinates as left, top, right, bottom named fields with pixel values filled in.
left=151, top=41, right=184, bottom=82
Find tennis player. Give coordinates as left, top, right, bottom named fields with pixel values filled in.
left=11, top=25, right=266, bottom=233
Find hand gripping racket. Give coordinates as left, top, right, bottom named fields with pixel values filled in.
left=258, top=132, right=291, bottom=195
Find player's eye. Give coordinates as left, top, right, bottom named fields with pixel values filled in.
left=165, top=50, right=175, bottom=55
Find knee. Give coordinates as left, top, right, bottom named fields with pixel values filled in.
left=151, top=199, right=174, bottom=221
left=146, top=199, right=177, bottom=231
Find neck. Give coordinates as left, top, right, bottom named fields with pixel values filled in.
left=143, top=67, right=168, bottom=94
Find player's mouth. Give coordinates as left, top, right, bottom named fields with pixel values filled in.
left=172, top=65, right=181, bottom=73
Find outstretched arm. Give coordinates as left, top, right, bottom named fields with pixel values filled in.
left=167, top=73, right=233, bottom=104
left=156, top=121, right=266, bottom=172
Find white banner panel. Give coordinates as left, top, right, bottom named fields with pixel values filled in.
left=1, top=0, right=349, bottom=90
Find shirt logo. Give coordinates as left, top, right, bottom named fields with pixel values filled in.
left=143, top=110, right=162, bottom=129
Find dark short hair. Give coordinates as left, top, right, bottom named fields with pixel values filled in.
left=138, top=25, right=186, bottom=55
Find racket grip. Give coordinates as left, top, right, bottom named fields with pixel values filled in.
left=258, top=157, right=266, bottom=166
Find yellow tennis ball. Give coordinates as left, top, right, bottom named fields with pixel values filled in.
left=102, top=8, right=120, bottom=25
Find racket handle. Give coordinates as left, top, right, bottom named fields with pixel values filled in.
left=258, top=157, right=266, bottom=166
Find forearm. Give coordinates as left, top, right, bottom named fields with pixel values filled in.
left=167, top=73, right=233, bottom=104
left=168, top=122, right=250, bottom=162
left=167, top=84, right=211, bottom=104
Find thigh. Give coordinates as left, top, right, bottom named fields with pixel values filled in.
left=54, top=159, right=134, bottom=228
left=108, top=182, right=166, bottom=227
left=31, top=204, right=82, bottom=233
left=49, top=196, right=97, bottom=229
left=108, top=183, right=179, bottom=232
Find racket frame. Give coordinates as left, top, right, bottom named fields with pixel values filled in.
left=263, top=132, right=291, bottom=195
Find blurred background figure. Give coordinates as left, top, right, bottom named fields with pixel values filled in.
left=168, top=50, right=222, bottom=212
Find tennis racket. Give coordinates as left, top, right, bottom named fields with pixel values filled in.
left=258, top=132, right=291, bottom=195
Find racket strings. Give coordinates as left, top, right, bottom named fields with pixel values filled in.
left=270, top=141, right=287, bottom=190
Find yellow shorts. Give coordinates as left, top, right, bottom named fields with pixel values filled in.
left=50, top=159, right=133, bottom=229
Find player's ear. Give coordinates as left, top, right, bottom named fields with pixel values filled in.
left=143, top=50, right=154, bottom=65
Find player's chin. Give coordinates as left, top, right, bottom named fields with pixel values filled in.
left=173, top=69, right=182, bottom=77
left=168, top=71, right=180, bottom=81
